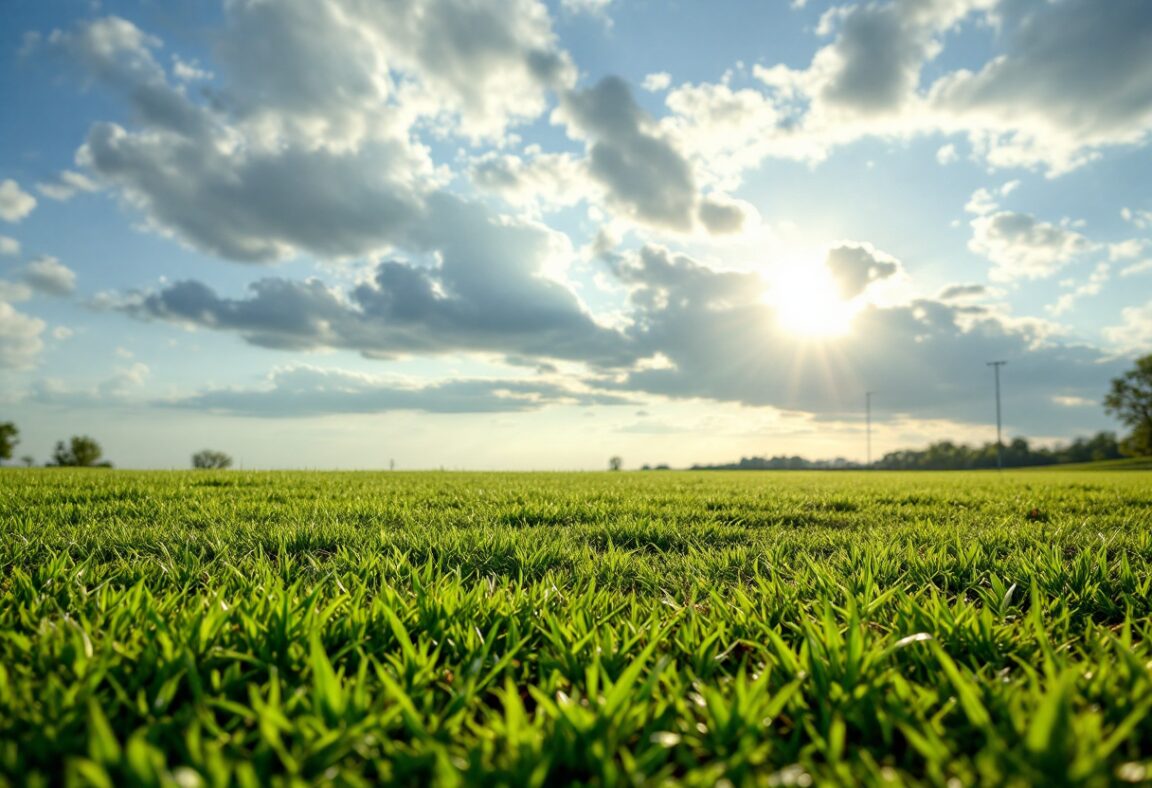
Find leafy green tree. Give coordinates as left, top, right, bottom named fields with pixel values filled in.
left=608, top=456, right=623, bottom=471
left=51, top=436, right=111, bottom=467
left=1105, top=354, right=1152, bottom=456
left=192, top=449, right=233, bottom=469
left=0, top=422, right=17, bottom=461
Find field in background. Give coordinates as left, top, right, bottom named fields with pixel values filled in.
left=2, top=469, right=1152, bottom=785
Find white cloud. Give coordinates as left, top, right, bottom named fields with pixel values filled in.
left=0, top=281, right=32, bottom=302
left=0, top=236, right=19, bottom=256
left=1047, top=261, right=1109, bottom=316
left=1121, top=207, right=1152, bottom=230
left=43, top=5, right=581, bottom=263
left=0, top=301, right=45, bottom=369
left=1108, top=239, right=1149, bottom=261
left=1104, top=302, right=1152, bottom=353
left=970, top=210, right=1091, bottom=281
left=1119, top=260, right=1152, bottom=278
left=20, top=256, right=77, bottom=296
left=171, top=55, right=211, bottom=82
left=36, top=170, right=100, bottom=201
left=652, top=0, right=1152, bottom=188
left=642, top=72, right=672, bottom=92
left=936, top=143, right=958, bottom=165
left=0, top=180, right=37, bottom=223
left=470, top=150, right=590, bottom=211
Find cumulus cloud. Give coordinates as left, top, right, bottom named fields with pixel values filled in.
left=216, top=0, right=573, bottom=143
left=969, top=210, right=1092, bottom=281
left=0, top=180, right=37, bottom=223
left=929, top=0, right=1152, bottom=172
left=114, top=193, right=629, bottom=364
left=806, top=0, right=989, bottom=117
left=824, top=243, right=899, bottom=299
left=166, top=364, right=635, bottom=417
left=603, top=244, right=1121, bottom=432
left=654, top=0, right=1152, bottom=184
left=1104, top=302, right=1152, bottom=353
left=0, top=301, right=45, bottom=369
left=0, top=236, right=18, bottom=256
left=558, top=77, right=698, bottom=230
left=81, top=123, right=425, bottom=262
left=558, top=77, right=747, bottom=233
left=41, top=5, right=577, bottom=263
left=470, top=150, right=589, bottom=211
left=20, top=256, right=77, bottom=297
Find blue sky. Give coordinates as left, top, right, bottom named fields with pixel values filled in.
left=1, top=0, right=1150, bottom=469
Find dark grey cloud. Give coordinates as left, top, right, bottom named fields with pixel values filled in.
left=824, top=244, right=899, bottom=299
left=815, top=0, right=945, bottom=115
left=608, top=245, right=1125, bottom=433
left=561, top=77, right=698, bottom=229
left=938, top=284, right=987, bottom=300
left=81, top=123, right=423, bottom=262
left=932, top=0, right=1152, bottom=159
left=166, top=365, right=635, bottom=417
left=559, top=77, right=747, bottom=233
left=114, top=237, right=1126, bottom=432
left=19, top=256, right=76, bottom=297
left=117, top=193, right=631, bottom=364
left=697, top=196, right=747, bottom=235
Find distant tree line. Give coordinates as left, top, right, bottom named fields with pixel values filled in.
left=692, top=431, right=1125, bottom=472
left=692, top=456, right=858, bottom=471
left=872, top=431, right=1123, bottom=470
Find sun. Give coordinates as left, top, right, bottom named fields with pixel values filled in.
left=767, top=264, right=857, bottom=339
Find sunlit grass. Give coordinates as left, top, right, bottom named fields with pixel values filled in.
left=1, top=469, right=1151, bottom=785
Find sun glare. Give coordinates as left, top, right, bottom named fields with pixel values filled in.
left=768, top=264, right=857, bottom=339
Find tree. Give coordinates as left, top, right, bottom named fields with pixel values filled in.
left=51, top=435, right=111, bottom=467
left=0, top=422, right=17, bottom=461
left=608, top=456, right=623, bottom=471
left=1105, top=354, right=1152, bottom=456
left=192, top=449, right=233, bottom=469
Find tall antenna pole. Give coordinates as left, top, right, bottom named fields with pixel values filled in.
left=987, top=361, right=1007, bottom=470
left=866, top=391, right=875, bottom=468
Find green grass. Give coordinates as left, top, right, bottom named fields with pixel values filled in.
left=2, top=469, right=1152, bottom=786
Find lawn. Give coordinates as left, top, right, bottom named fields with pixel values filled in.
left=2, top=469, right=1151, bottom=786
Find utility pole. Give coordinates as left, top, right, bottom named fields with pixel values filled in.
left=987, top=361, right=1007, bottom=470
left=866, top=391, right=875, bottom=468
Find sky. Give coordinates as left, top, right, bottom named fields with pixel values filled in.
left=1, top=0, right=1151, bottom=470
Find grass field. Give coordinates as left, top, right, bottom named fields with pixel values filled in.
left=2, top=468, right=1152, bottom=786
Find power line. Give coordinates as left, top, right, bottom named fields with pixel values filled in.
left=987, top=361, right=1007, bottom=470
